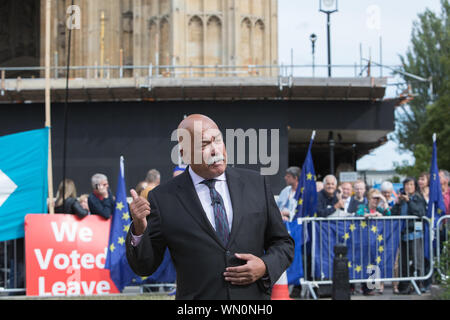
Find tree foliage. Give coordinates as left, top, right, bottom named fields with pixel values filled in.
left=394, top=0, right=450, bottom=176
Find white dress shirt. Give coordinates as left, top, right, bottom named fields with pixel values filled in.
left=188, top=166, right=233, bottom=232
left=131, top=167, right=234, bottom=246
left=344, top=197, right=351, bottom=212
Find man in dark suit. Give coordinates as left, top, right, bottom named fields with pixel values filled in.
left=126, top=114, right=294, bottom=300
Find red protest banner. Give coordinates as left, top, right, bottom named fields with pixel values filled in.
left=25, top=214, right=120, bottom=296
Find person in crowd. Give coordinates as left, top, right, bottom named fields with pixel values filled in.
left=418, top=172, right=430, bottom=204
left=380, top=181, right=396, bottom=208
left=78, top=194, right=90, bottom=214
left=135, top=181, right=149, bottom=196
left=380, top=181, right=399, bottom=293
left=347, top=180, right=367, bottom=214
left=54, top=179, right=89, bottom=219
left=317, top=175, right=343, bottom=217
left=140, top=169, right=161, bottom=199
left=88, top=173, right=114, bottom=219
left=276, top=167, right=301, bottom=222
left=440, top=170, right=450, bottom=214
left=356, top=188, right=391, bottom=217
left=392, top=177, right=427, bottom=294
left=275, top=167, right=301, bottom=299
left=339, top=182, right=353, bottom=213
left=439, top=170, right=450, bottom=267
left=354, top=189, right=390, bottom=295
left=126, top=114, right=294, bottom=300
left=417, top=172, right=433, bottom=292
left=173, top=165, right=187, bottom=177
left=316, top=181, right=324, bottom=193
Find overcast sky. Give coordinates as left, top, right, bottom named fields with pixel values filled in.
left=278, top=0, right=442, bottom=171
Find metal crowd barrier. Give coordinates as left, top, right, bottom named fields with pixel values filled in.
left=436, top=215, right=449, bottom=281
left=0, top=239, right=26, bottom=295
left=299, top=216, right=434, bottom=299
left=139, top=283, right=176, bottom=295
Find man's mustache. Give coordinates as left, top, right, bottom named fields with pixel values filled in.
left=206, top=154, right=225, bottom=166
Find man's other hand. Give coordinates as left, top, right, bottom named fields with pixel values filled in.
left=223, top=253, right=267, bottom=285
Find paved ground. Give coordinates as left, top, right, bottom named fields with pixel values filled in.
left=295, top=282, right=435, bottom=300
left=0, top=283, right=442, bottom=300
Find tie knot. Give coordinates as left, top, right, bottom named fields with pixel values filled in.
left=201, top=179, right=217, bottom=189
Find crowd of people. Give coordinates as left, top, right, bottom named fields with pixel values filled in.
left=7, top=164, right=448, bottom=296
left=277, top=166, right=450, bottom=224
left=277, top=167, right=450, bottom=297
left=55, top=166, right=450, bottom=232
left=51, top=165, right=187, bottom=219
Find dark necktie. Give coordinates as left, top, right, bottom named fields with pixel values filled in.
left=201, top=179, right=230, bottom=246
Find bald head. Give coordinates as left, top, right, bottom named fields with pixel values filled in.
left=177, top=114, right=227, bottom=179
left=178, top=114, right=218, bottom=132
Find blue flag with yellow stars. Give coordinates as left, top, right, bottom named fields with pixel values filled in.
left=293, top=131, right=317, bottom=219
left=105, top=156, right=144, bottom=292
left=424, top=134, right=447, bottom=260
left=285, top=218, right=304, bottom=284
left=285, top=131, right=317, bottom=285
left=313, top=219, right=401, bottom=280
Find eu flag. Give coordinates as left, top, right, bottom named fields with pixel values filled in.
left=285, top=131, right=317, bottom=285
left=285, top=218, right=304, bottom=284
left=424, top=134, right=446, bottom=259
left=105, top=156, right=142, bottom=292
left=313, top=219, right=400, bottom=280
left=0, top=128, right=48, bottom=241
left=293, top=131, right=317, bottom=219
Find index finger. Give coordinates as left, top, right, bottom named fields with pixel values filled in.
left=225, top=264, right=250, bottom=273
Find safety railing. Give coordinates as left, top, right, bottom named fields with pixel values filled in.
left=436, top=215, right=449, bottom=281
left=139, top=283, right=176, bottom=295
left=0, top=63, right=396, bottom=80
left=298, top=216, right=433, bottom=300
left=0, top=239, right=26, bottom=296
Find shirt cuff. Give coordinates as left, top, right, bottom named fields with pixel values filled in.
left=130, top=232, right=143, bottom=247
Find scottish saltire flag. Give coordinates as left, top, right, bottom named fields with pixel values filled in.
left=293, top=131, right=317, bottom=219
left=0, top=128, right=48, bottom=241
left=105, top=156, right=143, bottom=292
left=285, top=218, right=304, bottom=284
left=313, top=219, right=400, bottom=280
left=424, top=134, right=446, bottom=259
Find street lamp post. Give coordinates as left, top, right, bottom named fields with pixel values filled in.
left=310, top=33, right=317, bottom=77
left=319, top=0, right=338, bottom=77
left=328, top=131, right=335, bottom=175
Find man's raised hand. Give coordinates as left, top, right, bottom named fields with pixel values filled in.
left=129, top=189, right=150, bottom=236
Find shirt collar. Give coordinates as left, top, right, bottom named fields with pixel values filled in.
left=188, top=166, right=227, bottom=185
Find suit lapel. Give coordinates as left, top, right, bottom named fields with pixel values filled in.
left=175, top=169, right=225, bottom=248
left=225, top=167, right=245, bottom=248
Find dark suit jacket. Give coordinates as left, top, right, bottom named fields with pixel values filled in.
left=88, top=190, right=114, bottom=219
left=317, top=189, right=339, bottom=217
left=126, top=166, right=294, bottom=300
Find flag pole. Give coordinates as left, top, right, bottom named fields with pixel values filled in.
left=45, top=0, right=54, bottom=214
left=307, top=130, right=316, bottom=153
left=431, top=133, right=437, bottom=240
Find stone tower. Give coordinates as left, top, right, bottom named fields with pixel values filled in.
left=40, top=0, right=278, bottom=77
